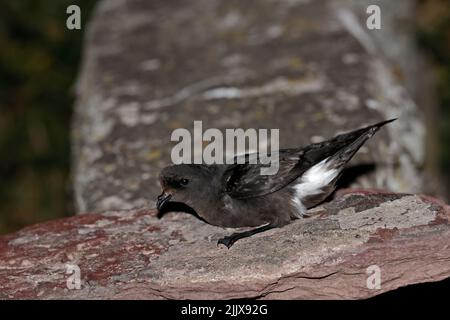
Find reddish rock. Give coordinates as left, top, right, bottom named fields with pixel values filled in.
left=0, top=191, right=449, bottom=299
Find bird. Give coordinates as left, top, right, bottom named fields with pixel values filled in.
left=156, top=118, right=396, bottom=248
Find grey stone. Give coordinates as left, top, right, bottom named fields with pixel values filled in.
left=72, top=0, right=425, bottom=213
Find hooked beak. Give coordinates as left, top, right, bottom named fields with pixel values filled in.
left=156, top=191, right=172, bottom=211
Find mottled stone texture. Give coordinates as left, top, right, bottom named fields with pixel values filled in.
left=73, top=0, right=425, bottom=213
left=0, top=190, right=449, bottom=299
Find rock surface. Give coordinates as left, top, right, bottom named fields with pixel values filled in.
left=1, top=190, right=449, bottom=299
left=73, top=0, right=425, bottom=213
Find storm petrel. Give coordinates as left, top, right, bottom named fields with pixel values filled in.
left=157, top=119, right=396, bottom=248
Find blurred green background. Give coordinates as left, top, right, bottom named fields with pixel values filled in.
left=417, top=0, right=450, bottom=185
left=0, top=0, right=449, bottom=234
left=0, top=0, right=97, bottom=233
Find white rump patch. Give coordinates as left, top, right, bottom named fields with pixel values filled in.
left=291, top=157, right=339, bottom=217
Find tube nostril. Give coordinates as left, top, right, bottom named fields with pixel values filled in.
left=156, top=192, right=172, bottom=211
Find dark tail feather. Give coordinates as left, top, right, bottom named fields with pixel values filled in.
left=328, top=118, right=396, bottom=167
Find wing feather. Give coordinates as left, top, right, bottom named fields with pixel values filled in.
left=223, top=119, right=394, bottom=199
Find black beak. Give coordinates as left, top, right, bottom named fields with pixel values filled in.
left=157, top=192, right=172, bottom=211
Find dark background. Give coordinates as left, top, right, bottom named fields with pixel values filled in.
left=0, top=0, right=449, bottom=234
left=0, top=0, right=97, bottom=233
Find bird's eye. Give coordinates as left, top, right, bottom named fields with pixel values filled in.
left=180, top=178, right=189, bottom=186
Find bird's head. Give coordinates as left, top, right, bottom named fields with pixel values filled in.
left=156, top=164, right=219, bottom=212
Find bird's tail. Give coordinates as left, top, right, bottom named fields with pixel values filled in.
left=326, top=118, right=396, bottom=168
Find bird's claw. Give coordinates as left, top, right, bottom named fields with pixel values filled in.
left=217, top=236, right=235, bottom=249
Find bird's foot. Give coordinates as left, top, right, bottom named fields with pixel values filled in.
left=217, top=235, right=236, bottom=249
left=217, top=223, right=275, bottom=249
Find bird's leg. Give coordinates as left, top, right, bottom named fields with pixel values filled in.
left=217, top=223, right=275, bottom=249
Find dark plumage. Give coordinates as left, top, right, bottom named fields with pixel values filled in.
left=157, top=119, right=396, bottom=248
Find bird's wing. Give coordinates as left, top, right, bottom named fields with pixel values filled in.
left=223, top=119, right=395, bottom=199
left=223, top=149, right=308, bottom=199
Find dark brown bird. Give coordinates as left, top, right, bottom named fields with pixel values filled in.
left=157, top=119, right=395, bottom=248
